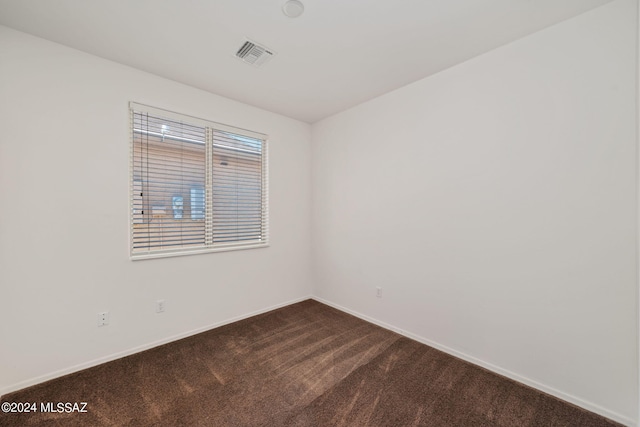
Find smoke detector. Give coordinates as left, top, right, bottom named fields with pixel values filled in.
left=283, top=0, right=304, bottom=18
left=235, top=39, right=275, bottom=67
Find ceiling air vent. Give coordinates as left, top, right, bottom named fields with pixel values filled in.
left=235, top=40, right=275, bottom=67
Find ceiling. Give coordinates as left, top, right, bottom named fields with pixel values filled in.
left=0, top=0, right=613, bottom=123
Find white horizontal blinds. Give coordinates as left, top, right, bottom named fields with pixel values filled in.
left=129, top=103, right=268, bottom=258
left=131, top=111, right=207, bottom=253
left=212, top=130, right=266, bottom=245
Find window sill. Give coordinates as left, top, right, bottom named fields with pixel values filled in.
left=130, top=242, right=269, bottom=261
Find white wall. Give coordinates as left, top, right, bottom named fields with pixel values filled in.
left=0, top=25, right=312, bottom=394
left=311, top=0, right=638, bottom=424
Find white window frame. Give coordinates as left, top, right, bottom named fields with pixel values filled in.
left=129, top=102, right=269, bottom=260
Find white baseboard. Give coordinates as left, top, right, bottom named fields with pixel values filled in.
left=312, top=296, right=635, bottom=427
left=0, top=295, right=312, bottom=397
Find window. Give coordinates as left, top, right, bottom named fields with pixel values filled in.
left=130, top=103, right=268, bottom=259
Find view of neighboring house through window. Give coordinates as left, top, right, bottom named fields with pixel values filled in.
left=130, top=103, right=268, bottom=258
left=190, top=187, right=205, bottom=220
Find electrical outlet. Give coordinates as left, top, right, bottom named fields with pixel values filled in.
left=156, top=299, right=165, bottom=313
left=97, top=311, right=109, bottom=327
left=376, top=287, right=382, bottom=298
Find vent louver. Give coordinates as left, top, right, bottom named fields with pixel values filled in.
left=235, top=40, right=274, bottom=66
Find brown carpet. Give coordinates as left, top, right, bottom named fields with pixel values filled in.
left=0, top=300, right=621, bottom=427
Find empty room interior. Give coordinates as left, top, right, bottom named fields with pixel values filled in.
left=0, top=0, right=639, bottom=425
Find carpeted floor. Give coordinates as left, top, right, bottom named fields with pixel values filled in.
left=0, top=300, right=622, bottom=426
